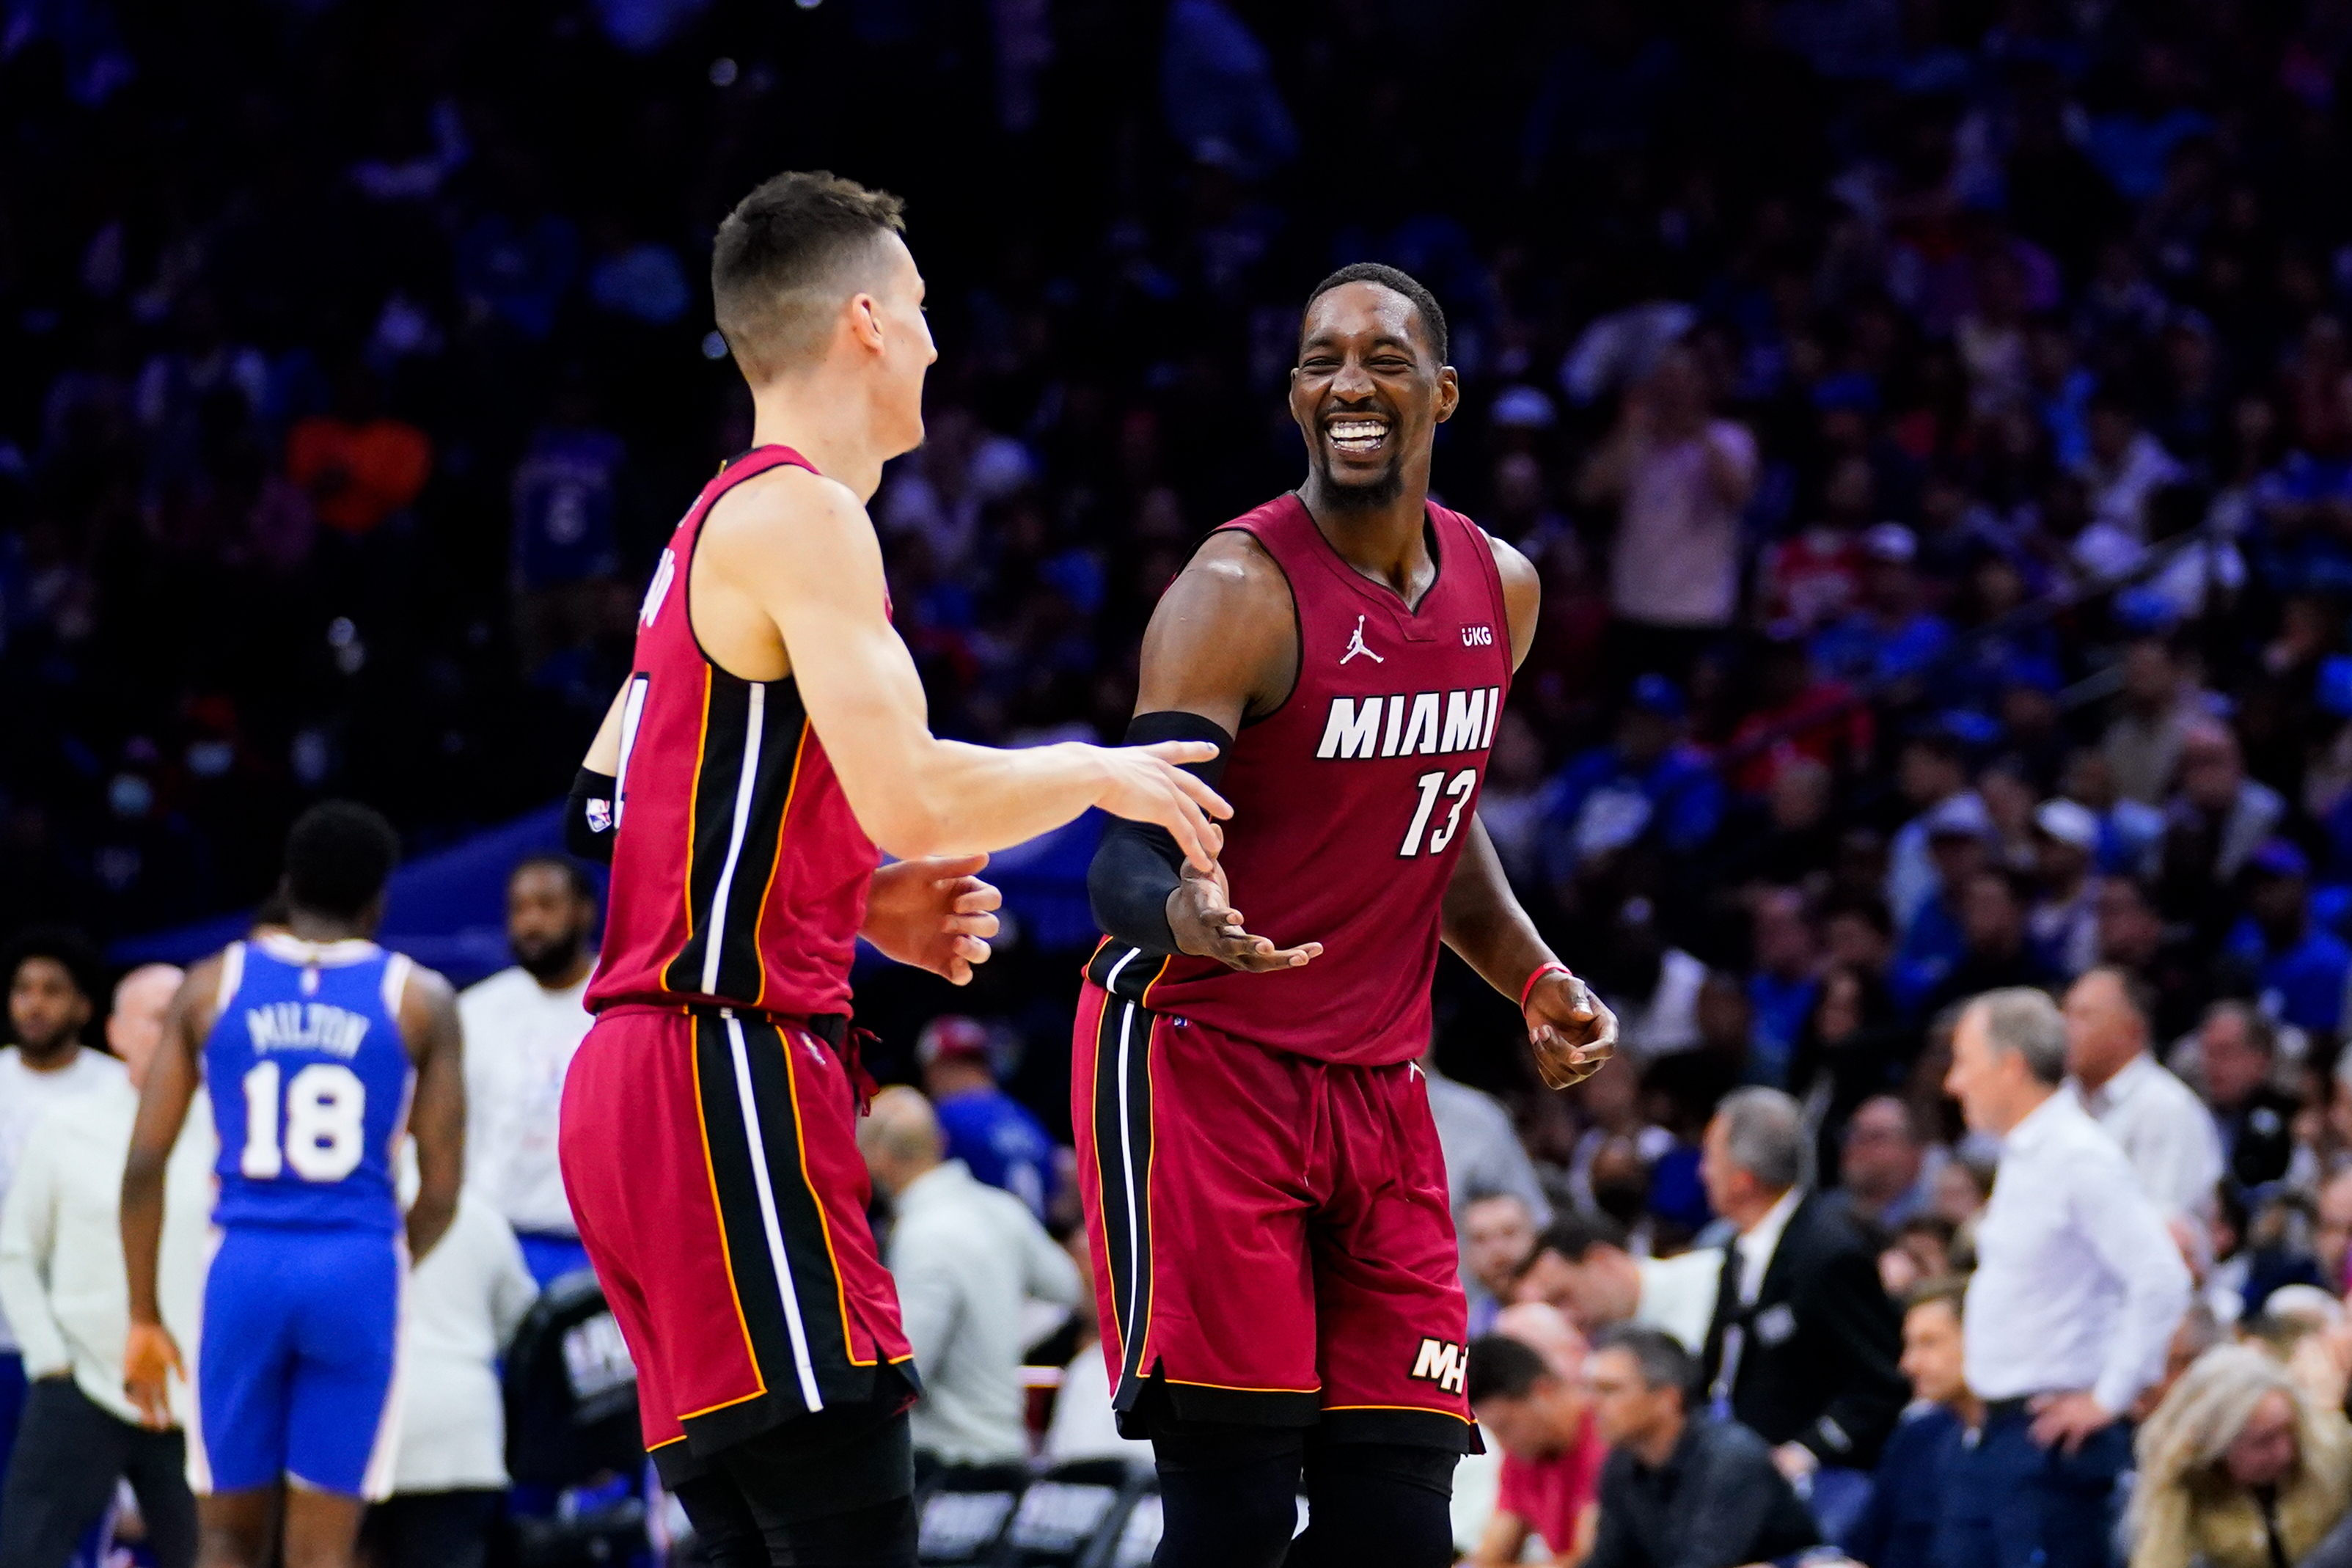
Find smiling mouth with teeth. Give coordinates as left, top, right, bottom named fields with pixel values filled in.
left=1327, top=419, right=1390, bottom=453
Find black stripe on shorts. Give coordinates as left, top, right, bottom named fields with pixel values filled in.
left=688, top=1011, right=872, bottom=1451
left=1087, top=980, right=1158, bottom=1414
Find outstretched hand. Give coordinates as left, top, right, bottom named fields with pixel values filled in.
left=862, top=854, right=1002, bottom=985
left=1526, top=970, right=1617, bottom=1091
left=1092, top=741, right=1232, bottom=873
left=1167, top=857, right=1322, bottom=973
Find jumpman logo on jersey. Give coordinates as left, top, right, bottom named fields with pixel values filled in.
left=1341, top=615, right=1385, bottom=665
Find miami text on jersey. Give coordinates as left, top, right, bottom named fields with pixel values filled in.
left=1314, top=687, right=1503, bottom=760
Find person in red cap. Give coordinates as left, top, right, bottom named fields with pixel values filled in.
left=916, top=1017, right=1057, bottom=1221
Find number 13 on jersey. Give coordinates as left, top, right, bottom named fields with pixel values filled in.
left=1400, top=768, right=1478, bottom=858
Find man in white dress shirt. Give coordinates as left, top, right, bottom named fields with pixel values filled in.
left=857, top=1088, right=1082, bottom=1471
left=458, top=856, right=598, bottom=1286
left=1945, top=987, right=2191, bottom=1568
left=0, top=931, right=126, bottom=1536
left=2061, top=966, right=2222, bottom=1215
left=0, top=962, right=209, bottom=1567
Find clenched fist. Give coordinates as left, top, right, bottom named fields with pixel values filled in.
left=1525, top=968, right=1618, bottom=1091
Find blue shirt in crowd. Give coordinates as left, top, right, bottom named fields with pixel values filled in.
left=2222, top=919, right=2352, bottom=1037
left=1847, top=1404, right=1968, bottom=1568
left=1746, top=972, right=1819, bottom=1088
left=934, top=1088, right=1056, bottom=1221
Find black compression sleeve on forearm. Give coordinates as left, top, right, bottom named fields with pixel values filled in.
left=567, top=768, right=619, bottom=863
left=1085, top=711, right=1235, bottom=956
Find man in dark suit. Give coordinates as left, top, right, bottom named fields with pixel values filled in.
left=1582, top=1326, right=1822, bottom=1568
left=1698, top=1088, right=1907, bottom=1534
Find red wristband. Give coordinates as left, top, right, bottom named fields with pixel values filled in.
left=1520, top=961, right=1572, bottom=1011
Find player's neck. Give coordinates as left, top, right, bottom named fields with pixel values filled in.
left=750, top=380, right=889, bottom=502
left=1297, top=477, right=1436, bottom=600
left=284, top=910, right=370, bottom=945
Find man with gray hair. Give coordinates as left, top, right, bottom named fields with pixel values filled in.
left=857, top=1086, right=1082, bottom=1472
left=1943, top=988, right=2190, bottom=1568
left=1697, top=1086, right=1906, bottom=1528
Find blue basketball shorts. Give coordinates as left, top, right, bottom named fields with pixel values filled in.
left=191, top=1224, right=406, bottom=1498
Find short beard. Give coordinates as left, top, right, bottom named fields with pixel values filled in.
left=514, top=933, right=586, bottom=983
left=1313, top=455, right=1405, bottom=511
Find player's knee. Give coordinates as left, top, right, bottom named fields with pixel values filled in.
left=1154, top=1447, right=1303, bottom=1568
left=194, top=1496, right=276, bottom=1568
left=1290, top=1441, right=1457, bottom=1568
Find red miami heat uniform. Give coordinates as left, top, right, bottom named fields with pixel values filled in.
left=1074, top=492, right=1512, bottom=1451
left=560, top=444, right=913, bottom=1481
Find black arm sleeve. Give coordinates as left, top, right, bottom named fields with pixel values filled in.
left=567, top=767, right=619, bottom=864
left=1085, top=711, right=1235, bottom=956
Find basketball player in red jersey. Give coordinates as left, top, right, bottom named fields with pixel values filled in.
left=1076, top=264, right=1618, bottom=1568
left=555, top=172, right=1228, bottom=1568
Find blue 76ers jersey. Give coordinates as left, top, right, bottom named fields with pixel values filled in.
left=205, top=934, right=417, bottom=1234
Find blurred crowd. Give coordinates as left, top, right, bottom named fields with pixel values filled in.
left=27, top=0, right=2352, bottom=1561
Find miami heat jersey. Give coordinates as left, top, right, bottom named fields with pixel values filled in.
left=588, top=446, right=880, bottom=1018
left=1091, top=493, right=1513, bottom=1067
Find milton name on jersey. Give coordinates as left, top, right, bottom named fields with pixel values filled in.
left=1314, top=686, right=1504, bottom=761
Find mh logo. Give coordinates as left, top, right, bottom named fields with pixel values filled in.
left=1461, top=625, right=1493, bottom=647
left=1410, top=1337, right=1468, bottom=1396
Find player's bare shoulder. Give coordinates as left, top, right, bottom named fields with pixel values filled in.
left=172, top=950, right=231, bottom=1043
left=699, top=461, right=873, bottom=565
left=1482, top=528, right=1541, bottom=668
left=1138, top=527, right=1300, bottom=721
left=395, top=960, right=461, bottom=1062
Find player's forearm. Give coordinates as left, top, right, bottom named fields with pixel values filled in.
left=1440, top=823, right=1559, bottom=997
left=120, top=1157, right=167, bottom=1326
left=865, top=738, right=1115, bottom=858
left=405, top=1188, right=458, bottom=1262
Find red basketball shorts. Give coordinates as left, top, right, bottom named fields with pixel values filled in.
left=559, top=1003, right=913, bottom=1475
left=1071, top=981, right=1476, bottom=1452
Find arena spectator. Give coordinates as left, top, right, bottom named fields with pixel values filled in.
left=2157, top=724, right=2287, bottom=940
left=2224, top=840, right=2352, bottom=1039
left=1466, top=1328, right=1607, bottom=1568
left=2062, top=967, right=2224, bottom=1215
left=1577, top=343, right=1758, bottom=686
left=1836, top=1096, right=1933, bottom=1233
left=1697, top=1086, right=1907, bottom=1509
left=1744, top=888, right=1820, bottom=1091
left=1580, top=1325, right=1822, bottom=1568
left=282, top=364, right=431, bottom=537
left=1848, top=1278, right=1982, bottom=1568
left=2100, top=639, right=2201, bottom=807
left=2026, top=799, right=2104, bottom=979
left=1547, top=675, right=1724, bottom=879
left=1944, top=988, right=2192, bottom=1568
left=2129, top=1344, right=2352, bottom=1568
left=1425, top=1054, right=1553, bottom=1234
left=1464, top=1193, right=1541, bottom=1338
left=0, top=931, right=123, bottom=1512
left=2196, top=1003, right=2298, bottom=1191
left=0, top=962, right=202, bottom=1568
left=916, top=1016, right=1058, bottom=1223
left=1513, top=1214, right=1720, bottom=1354
left=1886, top=728, right=1982, bottom=933
left=857, top=1088, right=1082, bottom=1470
left=458, top=856, right=599, bottom=1287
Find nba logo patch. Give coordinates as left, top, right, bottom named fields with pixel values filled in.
left=586, top=797, right=613, bottom=833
